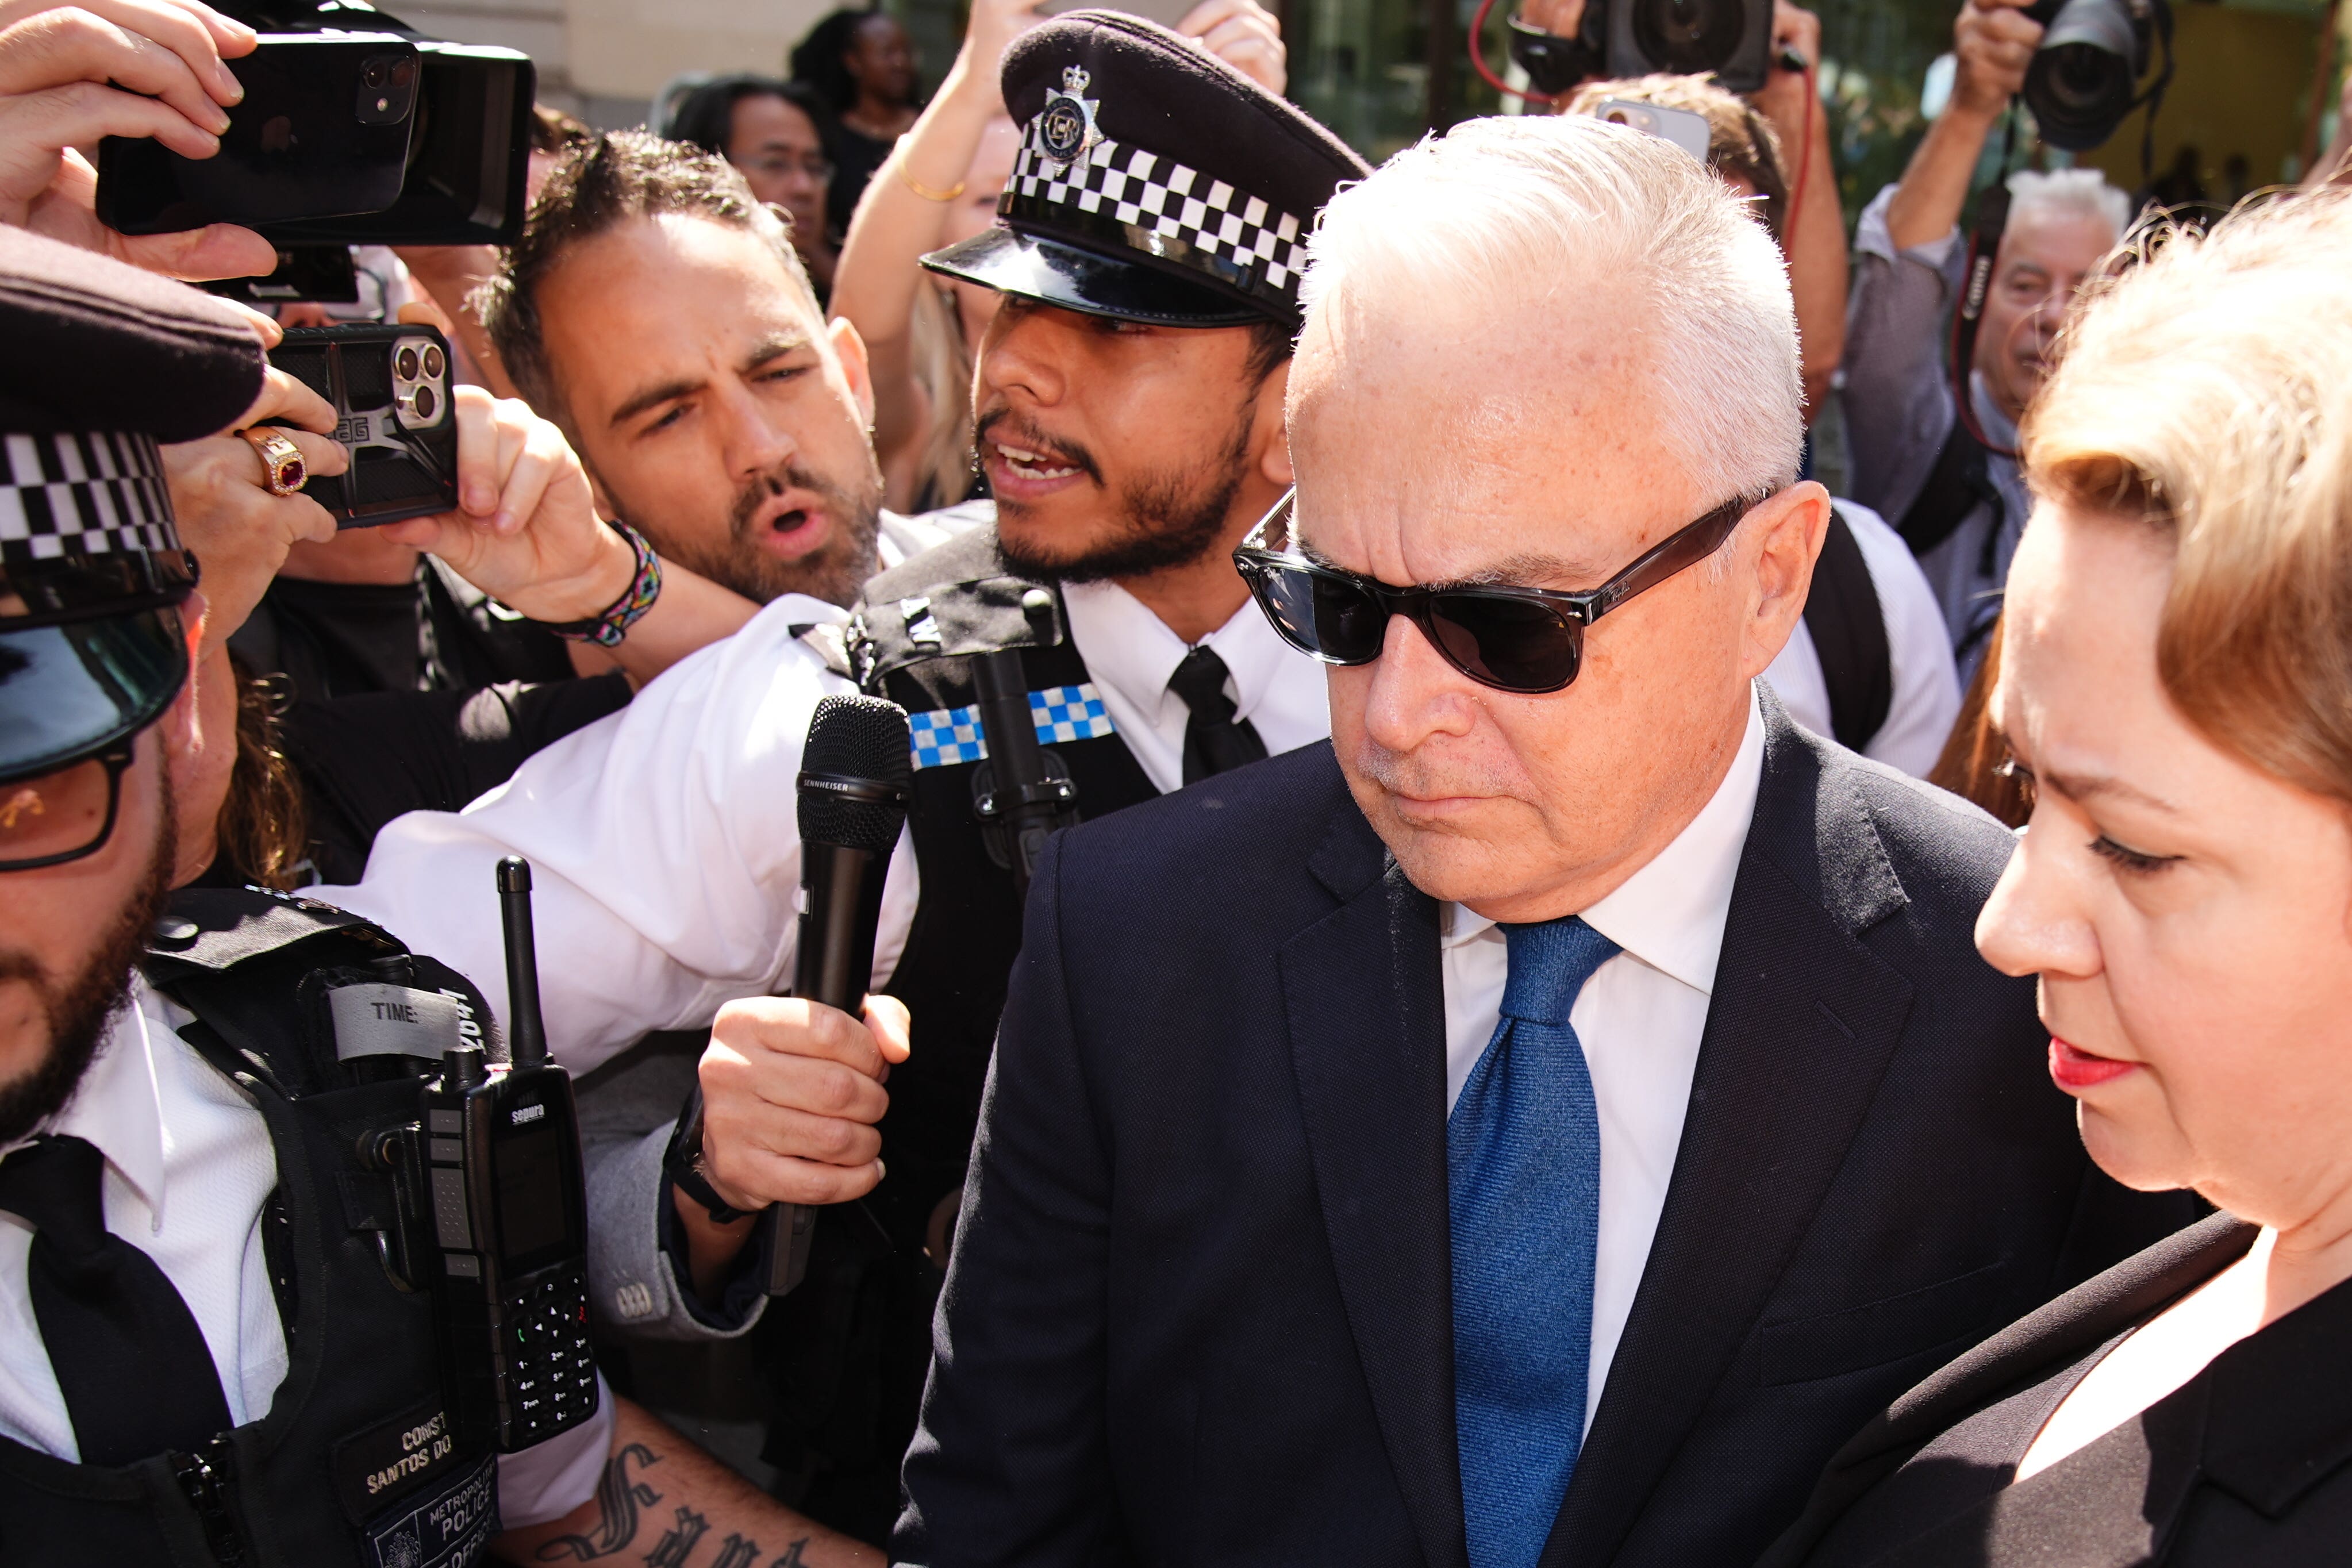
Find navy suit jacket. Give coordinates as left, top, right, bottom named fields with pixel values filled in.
left=897, top=695, right=2199, bottom=1567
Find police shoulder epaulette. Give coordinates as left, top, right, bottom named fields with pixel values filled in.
left=144, top=885, right=404, bottom=979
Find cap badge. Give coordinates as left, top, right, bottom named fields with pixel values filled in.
left=1037, top=64, right=1102, bottom=171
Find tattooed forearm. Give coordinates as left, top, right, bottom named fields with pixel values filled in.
left=642, top=1505, right=709, bottom=1567
left=535, top=1444, right=664, bottom=1562
left=495, top=1398, right=882, bottom=1568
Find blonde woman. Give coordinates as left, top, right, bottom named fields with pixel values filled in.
left=1766, top=190, right=2352, bottom=1565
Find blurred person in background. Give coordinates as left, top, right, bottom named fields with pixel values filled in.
left=1561, top=72, right=1957, bottom=774
left=666, top=75, right=840, bottom=299
left=1765, top=185, right=2352, bottom=1568
left=831, top=0, right=1284, bottom=513
left=1519, top=0, right=1844, bottom=421
left=1841, top=0, right=2132, bottom=672
left=792, top=6, right=923, bottom=241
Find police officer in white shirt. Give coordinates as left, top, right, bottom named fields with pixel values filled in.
left=330, top=14, right=1368, bottom=1540
left=0, top=224, right=881, bottom=1567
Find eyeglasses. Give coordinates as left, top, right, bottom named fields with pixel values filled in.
left=1233, top=489, right=1759, bottom=694
left=0, top=744, right=134, bottom=873
left=747, top=153, right=835, bottom=182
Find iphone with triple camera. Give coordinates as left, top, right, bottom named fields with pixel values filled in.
left=268, top=324, right=459, bottom=529
left=96, top=34, right=421, bottom=235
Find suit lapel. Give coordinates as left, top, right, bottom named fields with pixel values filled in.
left=1279, top=806, right=1467, bottom=1568
left=1544, top=709, right=1919, bottom=1567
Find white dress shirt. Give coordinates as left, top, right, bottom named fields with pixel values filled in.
left=328, top=581, right=1331, bottom=1074
left=1762, top=500, right=1960, bottom=779
left=1062, top=579, right=1331, bottom=795
left=1440, top=687, right=1765, bottom=1434
left=0, top=976, right=610, bottom=1526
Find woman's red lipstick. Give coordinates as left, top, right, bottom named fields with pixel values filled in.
left=2049, top=1036, right=2137, bottom=1091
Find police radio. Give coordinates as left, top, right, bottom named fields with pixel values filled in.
left=411, top=858, right=598, bottom=1452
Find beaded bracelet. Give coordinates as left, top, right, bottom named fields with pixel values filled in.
left=539, top=520, right=662, bottom=648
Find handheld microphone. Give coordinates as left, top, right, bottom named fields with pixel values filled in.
left=762, top=693, right=912, bottom=1294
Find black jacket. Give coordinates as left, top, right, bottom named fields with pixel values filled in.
left=896, top=696, right=2199, bottom=1566
left=1762, top=1210, right=2351, bottom=1567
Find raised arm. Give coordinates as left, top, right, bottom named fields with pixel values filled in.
left=830, top=0, right=1042, bottom=490
left=1886, top=0, right=2040, bottom=249
left=1753, top=1, right=1846, bottom=420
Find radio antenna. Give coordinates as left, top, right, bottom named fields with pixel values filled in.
left=496, top=856, right=549, bottom=1070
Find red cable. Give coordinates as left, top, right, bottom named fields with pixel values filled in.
left=1785, top=63, right=1815, bottom=251
left=1469, top=0, right=1555, bottom=107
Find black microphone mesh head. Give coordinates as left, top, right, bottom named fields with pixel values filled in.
left=799, top=694, right=913, bottom=854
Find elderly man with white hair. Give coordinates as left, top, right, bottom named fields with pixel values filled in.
left=893, top=115, right=2193, bottom=1568
left=1843, top=0, right=2138, bottom=668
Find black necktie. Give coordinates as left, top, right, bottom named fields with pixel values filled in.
left=0, top=1135, right=233, bottom=1465
left=1167, top=645, right=1269, bottom=785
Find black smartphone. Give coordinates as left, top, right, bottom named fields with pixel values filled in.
left=270, top=324, right=458, bottom=529
left=96, top=33, right=420, bottom=235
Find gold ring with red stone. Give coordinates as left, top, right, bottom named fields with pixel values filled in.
left=237, top=426, right=309, bottom=498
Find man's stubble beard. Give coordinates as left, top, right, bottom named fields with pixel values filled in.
left=613, top=457, right=886, bottom=612
left=988, top=398, right=1256, bottom=585
left=0, top=767, right=178, bottom=1146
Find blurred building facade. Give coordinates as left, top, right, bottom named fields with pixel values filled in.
left=401, top=0, right=2346, bottom=210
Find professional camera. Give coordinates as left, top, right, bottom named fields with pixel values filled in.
left=1508, top=0, right=1772, bottom=98
left=96, top=0, right=533, bottom=251
left=2022, top=0, right=2168, bottom=151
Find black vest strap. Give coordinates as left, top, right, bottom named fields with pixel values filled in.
left=1801, top=506, right=1894, bottom=754
left=1896, top=412, right=1996, bottom=558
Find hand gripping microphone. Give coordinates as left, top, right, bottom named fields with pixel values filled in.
left=761, top=694, right=912, bottom=1294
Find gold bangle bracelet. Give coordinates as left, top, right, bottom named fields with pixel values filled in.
left=894, top=162, right=966, bottom=202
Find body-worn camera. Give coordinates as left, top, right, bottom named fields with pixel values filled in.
left=351, top=860, right=600, bottom=1453
left=95, top=1, right=534, bottom=247
left=268, top=322, right=458, bottom=528
left=1509, top=0, right=1772, bottom=98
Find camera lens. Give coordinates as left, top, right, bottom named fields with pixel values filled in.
left=412, top=385, right=438, bottom=422
left=2022, top=0, right=2146, bottom=151
left=364, top=58, right=389, bottom=89
left=1632, top=0, right=1744, bottom=75
left=397, top=345, right=421, bottom=381
left=422, top=345, right=445, bottom=379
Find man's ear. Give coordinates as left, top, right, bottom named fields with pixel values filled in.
left=1738, top=480, right=1832, bottom=681
left=1253, top=358, right=1294, bottom=488
left=829, top=316, right=877, bottom=434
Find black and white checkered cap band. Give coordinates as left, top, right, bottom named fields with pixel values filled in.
left=0, top=431, right=178, bottom=570
left=1004, top=118, right=1310, bottom=317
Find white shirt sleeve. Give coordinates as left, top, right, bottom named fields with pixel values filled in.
left=1841, top=501, right=1962, bottom=779
left=1760, top=502, right=1961, bottom=781
left=320, top=595, right=921, bottom=1077
left=495, top=1377, right=616, bottom=1528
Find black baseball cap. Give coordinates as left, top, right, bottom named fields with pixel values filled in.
left=0, top=225, right=264, bottom=783
left=923, top=10, right=1371, bottom=330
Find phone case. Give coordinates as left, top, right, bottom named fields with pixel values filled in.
left=270, top=324, right=459, bottom=529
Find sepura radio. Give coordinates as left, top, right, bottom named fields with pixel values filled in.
left=360, top=858, right=599, bottom=1451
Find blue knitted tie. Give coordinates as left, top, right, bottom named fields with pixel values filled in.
left=1448, top=916, right=1620, bottom=1568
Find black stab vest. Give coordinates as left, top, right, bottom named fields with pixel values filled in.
left=759, top=527, right=1158, bottom=1536
left=0, top=889, right=502, bottom=1568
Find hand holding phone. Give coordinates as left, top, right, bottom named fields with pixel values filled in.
left=0, top=0, right=275, bottom=278
left=378, top=383, right=629, bottom=629
left=267, top=321, right=458, bottom=527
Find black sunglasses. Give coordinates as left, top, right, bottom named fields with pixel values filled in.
left=1233, top=488, right=1760, bottom=694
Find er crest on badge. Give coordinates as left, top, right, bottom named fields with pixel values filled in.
left=1037, top=64, right=1101, bottom=170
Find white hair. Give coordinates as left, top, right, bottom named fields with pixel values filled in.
left=2006, top=167, right=2133, bottom=244
left=1297, top=114, right=1803, bottom=508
